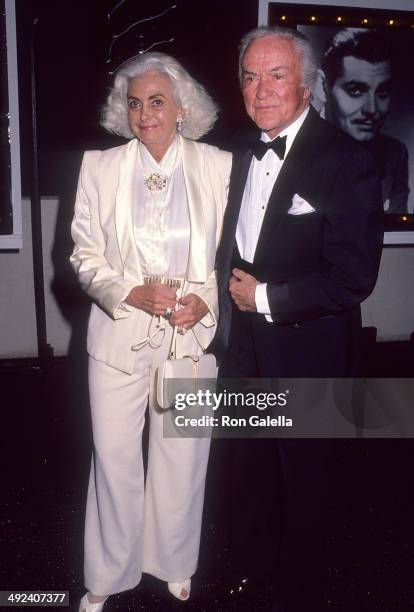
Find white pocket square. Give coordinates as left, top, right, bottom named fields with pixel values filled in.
left=287, top=194, right=316, bottom=215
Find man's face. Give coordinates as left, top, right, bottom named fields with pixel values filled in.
left=325, top=55, right=392, bottom=142
left=241, top=36, right=311, bottom=139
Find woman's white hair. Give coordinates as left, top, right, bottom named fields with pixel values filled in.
left=239, top=26, right=317, bottom=92
left=101, top=51, right=218, bottom=140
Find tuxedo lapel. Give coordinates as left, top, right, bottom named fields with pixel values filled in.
left=180, top=136, right=208, bottom=282
left=254, top=108, right=321, bottom=265
left=218, top=147, right=253, bottom=272
left=113, top=139, right=143, bottom=284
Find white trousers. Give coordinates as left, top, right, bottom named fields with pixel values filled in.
left=84, top=325, right=211, bottom=595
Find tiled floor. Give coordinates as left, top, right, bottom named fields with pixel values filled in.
left=2, top=358, right=414, bottom=611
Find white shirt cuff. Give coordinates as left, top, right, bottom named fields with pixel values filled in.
left=255, top=283, right=273, bottom=323
left=113, top=297, right=134, bottom=319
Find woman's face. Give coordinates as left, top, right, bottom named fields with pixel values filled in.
left=127, top=71, right=182, bottom=161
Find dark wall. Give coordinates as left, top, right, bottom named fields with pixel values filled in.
left=16, top=0, right=258, bottom=197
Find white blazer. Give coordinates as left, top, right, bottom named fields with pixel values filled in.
left=70, top=136, right=232, bottom=374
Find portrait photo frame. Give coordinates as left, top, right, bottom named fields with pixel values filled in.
left=266, top=2, right=414, bottom=245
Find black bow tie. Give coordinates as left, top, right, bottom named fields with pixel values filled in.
left=251, top=136, right=287, bottom=161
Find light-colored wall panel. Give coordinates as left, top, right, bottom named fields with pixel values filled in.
left=0, top=199, right=37, bottom=357
left=362, top=248, right=414, bottom=342
left=0, top=197, right=73, bottom=359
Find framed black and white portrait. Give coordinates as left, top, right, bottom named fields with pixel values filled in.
left=265, top=2, right=414, bottom=244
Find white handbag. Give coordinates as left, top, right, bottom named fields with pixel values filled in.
left=156, top=323, right=217, bottom=410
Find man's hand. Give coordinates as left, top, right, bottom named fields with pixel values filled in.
left=229, top=268, right=258, bottom=312
left=170, top=293, right=209, bottom=331
left=125, top=283, right=177, bottom=316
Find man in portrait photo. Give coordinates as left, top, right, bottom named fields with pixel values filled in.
left=317, top=28, right=409, bottom=213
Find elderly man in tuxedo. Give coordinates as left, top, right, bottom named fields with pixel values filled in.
left=210, top=26, right=383, bottom=612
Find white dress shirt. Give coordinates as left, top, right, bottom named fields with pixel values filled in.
left=134, top=137, right=190, bottom=277
left=235, top=107, right=309, bottom=322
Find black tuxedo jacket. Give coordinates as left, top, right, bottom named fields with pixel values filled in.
left=211, top=107, right=383, bottom=376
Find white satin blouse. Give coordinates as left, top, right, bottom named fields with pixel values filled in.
left=134, top=137, right=190, bottom=277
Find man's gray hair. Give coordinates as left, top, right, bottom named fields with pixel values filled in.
left=101, top=51, right=218, bottom=140
left=238, top=26, right=317, bottom=91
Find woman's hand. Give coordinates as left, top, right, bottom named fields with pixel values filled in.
left=125, top=283, right=177, bottom=316
left=169, top=294, right=209, bottom=331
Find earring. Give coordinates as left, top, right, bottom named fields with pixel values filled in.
left=176, top=117, right=183, bottom=132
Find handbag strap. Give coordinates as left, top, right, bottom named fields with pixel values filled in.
left=167, top=280, right=185, bottom=360
left=168, top=324, right=179, bottom=360
left=167, top=324, right=207, bottom=360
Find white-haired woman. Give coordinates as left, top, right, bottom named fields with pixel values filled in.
left=70, top=52, right=231, bottom=611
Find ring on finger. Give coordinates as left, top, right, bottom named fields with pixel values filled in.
left=164, top=306, right=173, bottom=319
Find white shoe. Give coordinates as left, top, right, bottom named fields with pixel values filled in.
left=168, top=578, right=191, bottom=601
left=78, top=593, right=108, bottom=612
